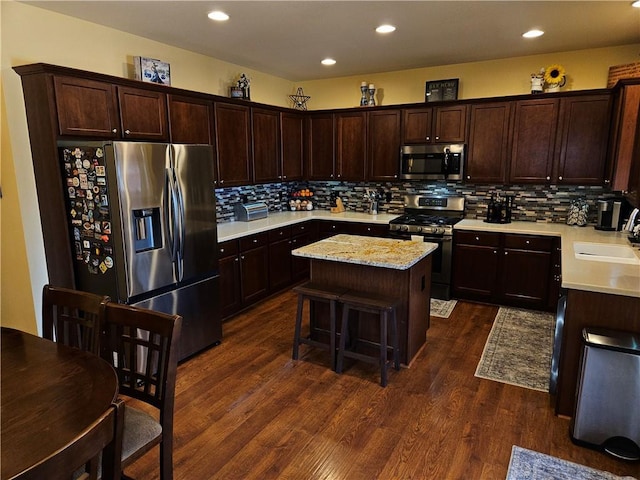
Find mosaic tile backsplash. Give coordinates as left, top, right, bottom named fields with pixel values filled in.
left=215, top=181, right=623, bottom=225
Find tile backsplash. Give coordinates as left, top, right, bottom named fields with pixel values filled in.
left=215, top=181, right=621, bottom=224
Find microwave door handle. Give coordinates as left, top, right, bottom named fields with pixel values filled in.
left=443, top=149, right=450, bottom=178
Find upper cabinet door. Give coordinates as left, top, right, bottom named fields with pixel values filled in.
left=403, top=108, right=433, bottom=143
left=54, top=76, right=119, bottom=138
left=214, top=103, right=252, bottom=187
left=280, top=112, right=304, bottom=181
left=117, top=86, right=169, bottom=141
left=168, top=94, right=213, bottom=144
left=252, top=108, right=281, bottom=184
left=434, top=105, right=467, bottom=143
left=307, top=113, right=335, bottom=180
left=555, top=94, right=613, bottom=185
left=368, top=109, right=401, bottom=181
left=466, top=102, right=512, bottom=184
left=509, top=98, right=559, bottom=184
left=335, top=111, right=367, bottom=181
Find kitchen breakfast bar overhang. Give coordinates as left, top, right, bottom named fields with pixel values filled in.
left=292, top=234, right=438, bottom=366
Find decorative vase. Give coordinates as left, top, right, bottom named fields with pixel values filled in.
left=545, top=83, right=561, bottom=93
left=368, top=84, right=376, bottom=106
left=360, top=83, right=368, bottom=106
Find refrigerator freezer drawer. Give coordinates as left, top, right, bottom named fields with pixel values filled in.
left=132, top=275, right=221, bottom=361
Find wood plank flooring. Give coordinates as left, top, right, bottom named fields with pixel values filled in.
left=126, top=290, right=639, bottom=479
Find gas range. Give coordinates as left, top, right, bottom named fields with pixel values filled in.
left=389, top=195, right=465, bottom=236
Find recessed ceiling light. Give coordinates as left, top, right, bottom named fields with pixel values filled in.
left=376, top=24, right=396, bottom=34
left=633, top=1, right=640, bottom=7
left=321, top=58, right=336, bottom=66
left=522, top=29, right=545, bottom=38
left=208, top=11, right=229, bottom=21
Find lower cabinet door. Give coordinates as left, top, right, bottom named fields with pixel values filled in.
left=499, top=248, right=551, bottom=307
left=269, top=238, right=292, bottom=292
left=452, top=244, right=499, bottom=300
left=219, top=255, right=241, bottom=319
left=240, top=245, right=269, bottom=304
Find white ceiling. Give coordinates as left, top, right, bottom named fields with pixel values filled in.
left=23, top=1, right=640, bottom=81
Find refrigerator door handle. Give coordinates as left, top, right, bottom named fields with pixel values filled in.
left=166, top=167, right=179, bottom=264
left=174, top=169, right=186, bottom=282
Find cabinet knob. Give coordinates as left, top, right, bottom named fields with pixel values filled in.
left=475, top=236, right=480, bottom=241
left=330, top=174, right=334, bottom=178
left=124, top=129, right=131, bottom=135
left=240, top=255, right=245, bottom=260
left=220, top=180, right=224, bottom=184
left=394, top=174, right=398, bottom=178
left=112, top=128, right=117, bottom=134
left=253, top=239, right=258, bottom=243
left=525, top=240, right=530, bottom=244
left=426, top=136, right=430, bottom=141
left=435, top=136, right=439, bottom=140
left=546, top=176, right=550, bottom=181
left=235, top=257, right=239, bottom=262
left=220, top=248, right=225, bottom=253
left=467, top=175, right=471, bottom=180
left=300, top=226, right=305, bottom=230
left=604, top=179, right=610, bottom=184
left=283, top=175, right=287, bottom=179
left=493, top=250, right=497, bottom=254
left=558, top=176, right=563, bottom=181
left=504, top=251, right=508, bottom=255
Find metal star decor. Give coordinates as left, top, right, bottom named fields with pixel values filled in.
left=289, top=87, right=310, bottom=110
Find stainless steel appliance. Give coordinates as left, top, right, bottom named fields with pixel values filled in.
left=595, top=199, right=622, bottom=231
left=59, top=141, right=221, bottom=360
left=399, top=144, right=465, bottom=181
left=234, top=202, right=268, bottom=221
left=389, top=195, right=465, bottom=299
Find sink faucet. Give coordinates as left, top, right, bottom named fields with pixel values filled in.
left=364, top=189, right=380, bottom=215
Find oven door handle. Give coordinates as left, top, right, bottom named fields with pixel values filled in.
left=421, top=236, right=451, bottom=242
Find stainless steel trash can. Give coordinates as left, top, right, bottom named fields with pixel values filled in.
left=571, top=328, right=640, bottom=461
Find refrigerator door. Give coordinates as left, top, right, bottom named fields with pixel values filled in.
left=108, top=142, right=176, bottom=299
left=171, top=144, right=218, bottom=281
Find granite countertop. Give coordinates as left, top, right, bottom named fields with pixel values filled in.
left=291, top=234, right=438, bottom=270
left=217, top=210, right=400, bottom=242
left=455, top=219, right=640, bottom=298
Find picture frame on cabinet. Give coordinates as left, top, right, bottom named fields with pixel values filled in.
left=133, top=56, right=171, bottom=85
left=426, top=78, right=459, bottom=102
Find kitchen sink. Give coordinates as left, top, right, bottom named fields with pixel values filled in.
left=573, top=242, right=640, bottom=265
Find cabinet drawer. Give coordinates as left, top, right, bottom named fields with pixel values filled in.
left=291, top=222, right=312, bottom=237
left=268, top=226, right=291, bottom=242
left=455, top=231, right=500, bottom=247
left=504, top=234, right=553, bottom=252
left=218, top=239, right=239, bottom=258
left=239, top=232, right=269, bottom=251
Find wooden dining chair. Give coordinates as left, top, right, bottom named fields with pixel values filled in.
left=101, top=303, right=182, bottom=480
left=42, top=284, right=110, bottom=355
left=17, top=399, right=124, bottom=480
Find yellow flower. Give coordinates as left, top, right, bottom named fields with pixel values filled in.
left=544, top=64, right=566, bottom=85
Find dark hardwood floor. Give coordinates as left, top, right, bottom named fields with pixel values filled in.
left=126, top=290, right=639, bottom=479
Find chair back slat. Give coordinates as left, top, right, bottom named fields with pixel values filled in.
left=42, top=285, right=110, bottom=355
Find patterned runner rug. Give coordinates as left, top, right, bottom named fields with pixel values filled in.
left=506, top=446, right=637, bottom=480
left=430, top=298, right=457, bottom=318
left=475, top=307, right=554, bottom=392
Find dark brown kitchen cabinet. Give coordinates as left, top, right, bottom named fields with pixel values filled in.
left=307, top=113, right=335, bottom=180
left=280, top=112, right=304, bottom=181
left=168, top=94, right=213, bottom=144
left=368, top=109, right=401, bottom=181
left=452, top=230, right=556, bottom=310
left=608, top=81, right=640, bottom=191
left=335, top=111, right=367, bottom=181
left=252, top=108, right=281, bottom=184
left=214, top=102, right=252, bottom=186
left=290, top=222, right=317, bottom=281
left=402, top=105, right=467, bottom=144
left=466, top=102, right=512, bottom=184
left=500, top=234, right=552, bottom=308
left=218, top=240, right=242, bottom=319
left=554, top=94, right=613, bottom=185
left=452, top=231, right=500, bottom=301
left=53, top=76, right=119, bottom=138
left=238, top=233, right=269, bottom=304
left=509, top=98, right=559, bottom=184
left=268, top=227, right=292, bottom=292
left=117, top=85, right=169, bottom=141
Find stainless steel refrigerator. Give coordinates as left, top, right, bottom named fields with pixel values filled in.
left=59, top=141, right=221, bottom=360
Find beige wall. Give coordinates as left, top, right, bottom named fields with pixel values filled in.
left=2, top=0, right=639, bottom=334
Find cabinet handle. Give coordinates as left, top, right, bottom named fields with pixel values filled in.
left=112, top=128, right=117, bottom=134
left=124, top=129, right=131, bottom=135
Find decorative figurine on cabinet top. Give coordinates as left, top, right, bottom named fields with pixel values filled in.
left=531, top=68, right=545, bottom=94
left=544, top=64, right=566, bottom=93
left=289, top=87, right=311, bottom=110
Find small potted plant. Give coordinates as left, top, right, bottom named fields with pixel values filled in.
left=544, top=64, right=566, bottom=93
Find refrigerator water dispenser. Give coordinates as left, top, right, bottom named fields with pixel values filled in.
left=133, top=208, right=162, bottom=252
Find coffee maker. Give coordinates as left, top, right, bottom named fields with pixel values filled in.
left=595, top=200, right=622, bottom=231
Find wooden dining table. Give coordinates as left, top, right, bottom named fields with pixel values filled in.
left=1, top=327, right=118, bottom=480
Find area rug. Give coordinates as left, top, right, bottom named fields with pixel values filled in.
left=475, top=307, right=554, bottom=392
left=506, top=445, right=637, bottom=480
left=430, top=298, right=457, bottom=318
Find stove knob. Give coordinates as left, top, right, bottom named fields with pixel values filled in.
left=435, top=227, right=445, bottom=235
left=416, top=226, right=423, bottom=233
left=400, top=225, right=409, bottom=232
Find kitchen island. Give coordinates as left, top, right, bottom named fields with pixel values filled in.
left=292, top=234, right=438, bottom=366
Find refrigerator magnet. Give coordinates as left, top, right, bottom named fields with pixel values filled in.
left=95, top=166, right=105, bottom=176
left=99, top=262, right=108, bottom=274
left=104, top=257, right=113, bottom=269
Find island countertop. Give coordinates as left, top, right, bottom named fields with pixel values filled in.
left=291, top=234, right=438, bottom=270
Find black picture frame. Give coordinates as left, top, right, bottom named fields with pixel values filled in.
left=425, top=78, right=459, bottom=102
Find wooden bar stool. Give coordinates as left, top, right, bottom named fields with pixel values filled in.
left=292, top=282, right=348, bottom=371
left=336, top=291, right=400, bottom=387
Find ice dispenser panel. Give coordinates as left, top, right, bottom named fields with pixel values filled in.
left=133, top=208, right=162, bottom=252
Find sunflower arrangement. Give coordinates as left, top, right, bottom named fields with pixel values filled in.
left=544, top=64, right=566, bottom=87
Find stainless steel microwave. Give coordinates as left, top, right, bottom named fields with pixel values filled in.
left=399, top=144, right=465, bottom=181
